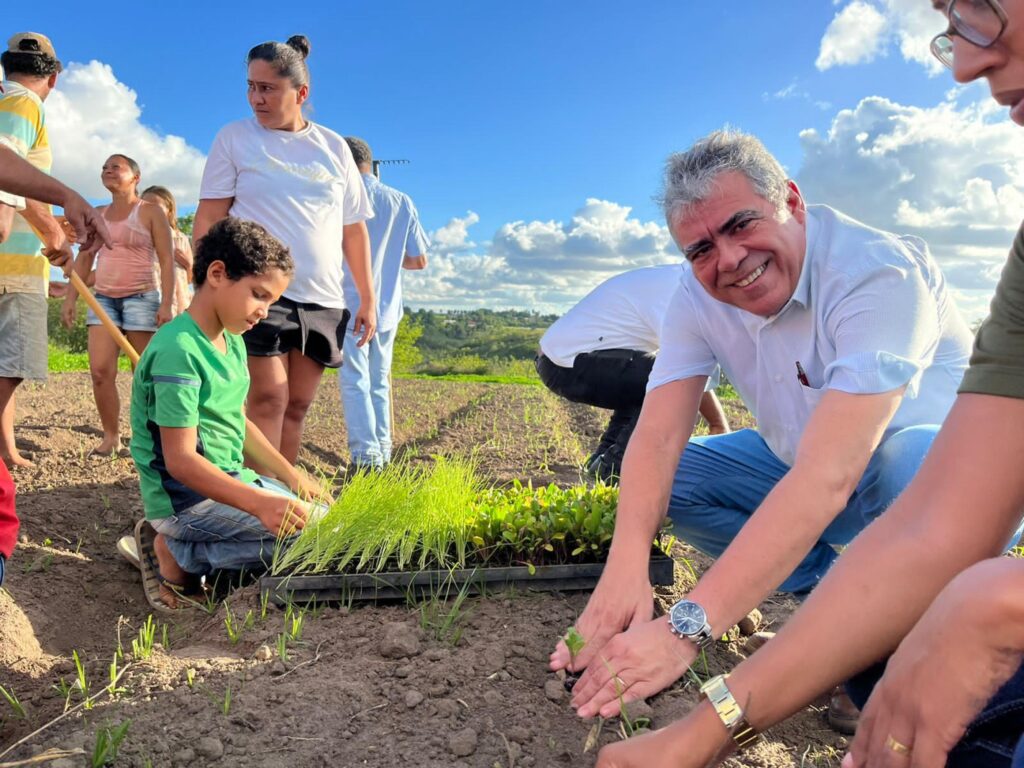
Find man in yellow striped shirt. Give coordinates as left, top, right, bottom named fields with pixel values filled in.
left=0, top=33, right=72, bottom=467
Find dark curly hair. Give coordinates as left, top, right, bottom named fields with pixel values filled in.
left=1, top=50, right=61, bottom=77
left=194, top=217, right=294, bottom=287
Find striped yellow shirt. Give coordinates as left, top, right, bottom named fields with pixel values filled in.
left=0, top=81, right=50, bottom=295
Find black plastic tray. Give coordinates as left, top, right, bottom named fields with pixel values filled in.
left=260, top=554, right=675, bottom=606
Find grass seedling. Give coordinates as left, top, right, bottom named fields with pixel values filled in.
left=288, top=609, right=305, bottom=642
left=91, top=720, right=131, bottom=767
left=418, top=574, right=474, bottom=646
left=276, top=633, right=289, bottom=663
left=259, top=589, right=271, bottom=620
left=224, top=604, right=242, bottom=645
left=52, top=679, right=73, bottom=713
left=243, top=608, right=255, bottom=631
left=221, top=686, right=232, bottom=716
left=185, top=668, right=196, bottom=689
left=107, top=655, right=127, bottom=699
left=132, top=615, right=156, bottom=660
left=0, top=683, right=26, bottom=719
left=72, top=650, right=92, bottom=709
left=161, top=623, right=170, bottom=650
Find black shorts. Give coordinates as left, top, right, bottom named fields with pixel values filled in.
left=243, top=296, right=351, bottom=369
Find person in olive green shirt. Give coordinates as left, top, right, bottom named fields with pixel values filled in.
left=130, top=217, right=330, bottom=610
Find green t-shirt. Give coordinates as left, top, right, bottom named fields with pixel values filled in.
left=130, top=312, right=258, bottom=519
left=959, top=223, right=1024, bottom=400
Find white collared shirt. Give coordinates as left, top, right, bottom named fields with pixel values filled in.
left=649, top=205, right=973, bottom=466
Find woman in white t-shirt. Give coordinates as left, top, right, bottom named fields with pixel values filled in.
left=193, top=35, right=376, bottom=464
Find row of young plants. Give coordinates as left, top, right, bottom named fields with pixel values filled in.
left=271, top=457, right=664, bottom=576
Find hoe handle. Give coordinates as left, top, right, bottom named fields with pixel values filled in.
left=67, top=271, right=141, bottom=366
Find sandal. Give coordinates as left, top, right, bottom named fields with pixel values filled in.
left=134, top=520, right=203, bottom=613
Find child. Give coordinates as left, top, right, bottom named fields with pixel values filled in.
left=129, top=217, right=330, bottom=611
left=141, top=185, right=193, bottom=317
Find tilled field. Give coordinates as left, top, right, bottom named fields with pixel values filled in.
left=0, top=374, right=845, bottom=767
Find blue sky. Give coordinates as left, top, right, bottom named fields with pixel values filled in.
left=8, top=1, right=1019, bottom=319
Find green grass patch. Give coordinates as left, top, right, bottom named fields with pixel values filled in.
left=48, top=344, right=131, bottom=373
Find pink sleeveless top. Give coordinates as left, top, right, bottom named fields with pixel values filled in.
left=94, top=202, right=158, bottom=298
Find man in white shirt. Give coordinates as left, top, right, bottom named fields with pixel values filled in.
left=549, top=129, right=974, bottom=732
left=536, top=264, right=729, bottom=481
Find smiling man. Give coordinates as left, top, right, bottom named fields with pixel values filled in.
left=550, top=129, right=974, bottom=730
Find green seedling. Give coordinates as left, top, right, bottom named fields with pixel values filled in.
left=185, top=668, right=196, bottom=689
left=0, top=683, right=26, bottom=719
left=221, top=686, right=232, bottom=715
left=91, top=720, right=131, bottom=767
left=161, top=623, right=170, bottom=650
left=73, top=650, right=92, bottom=709
left=288, top=609, right=305, bottom=642
left=132, top=615, right=156, bottom=660
left=224, top=605, right=242, bottom=645
left=563, top=626, right=586, bottom=668
left=107, top=655, right=127, bottom=698
left=259, top=589, right=271, bottom=620
left=418, top=574, right=474, bottom=646
left=243, top=608, right=255, bottom=631
left=53, top=678, right=73, bottom=713
left=276, top=632, right=289, bottom=663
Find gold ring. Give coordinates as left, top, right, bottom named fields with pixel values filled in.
left=885, top=734, right=912, bottom=757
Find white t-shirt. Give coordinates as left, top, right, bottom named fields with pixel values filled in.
left=199, top=118, right=373, bottom=309
left=539, top=264, right=684, bottom=367
left=649, top=205, right=973, bottom=466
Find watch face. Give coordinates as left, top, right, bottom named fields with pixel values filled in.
left=670, top=600, right=706, bottom=635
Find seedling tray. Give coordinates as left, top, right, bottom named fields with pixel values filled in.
left=260, top=554, right=675, bottom=606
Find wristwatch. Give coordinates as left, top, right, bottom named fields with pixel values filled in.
left=700, top=674, right=760, bottom=749
left=667, top=598, right=715, bottom=651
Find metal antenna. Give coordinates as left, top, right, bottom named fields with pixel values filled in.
left=371, top=158, right=410, bottom=180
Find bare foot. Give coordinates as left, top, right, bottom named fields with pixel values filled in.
left=1, top=452, right=35, bottom=468
left=91, top=436, right=122, bottom=457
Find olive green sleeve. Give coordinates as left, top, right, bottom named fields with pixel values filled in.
left=959, top=224, right=1024, bottom=399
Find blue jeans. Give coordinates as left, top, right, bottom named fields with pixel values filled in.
left=669, top=426, right=939, bottom=594
left=339, top=326, right=396, bottom=467
left=152, top=475, right=297, bottom=574
left=86, top=290, right=161, bottom=332
left=848, top=661, right=1024, bottom=767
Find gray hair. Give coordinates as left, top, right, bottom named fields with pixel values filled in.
left=658, top=129, right=790, bottom=226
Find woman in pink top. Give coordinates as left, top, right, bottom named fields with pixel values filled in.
left=141, top=185, right=193, bottom=315
left=64, top=154, right=174, bottom=455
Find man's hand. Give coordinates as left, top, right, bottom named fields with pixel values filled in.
left=352, top=303, right=377, bottom=348
left=843, top=559, right=1024, bottom=768
left=252, top=493, right=311, bottom=537
left=571, top=617, right=697, bottom=719
left=596, top=715, right=726, bottom=768
left=61, top=190, right=112, bottom=252
left=43, top=242, right=74, bottom=274
left=550, top=565, right=654, bottom=674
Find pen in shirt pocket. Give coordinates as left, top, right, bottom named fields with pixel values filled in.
left=795, top=361, right=810, bottom=387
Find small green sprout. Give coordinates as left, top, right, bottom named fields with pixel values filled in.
left=563, top=626, right=586, bottom=667
left=92, top=720, right=131, bottom=767
left=73, top=650, right=92, bottom=710
left=276, top=633, right=289, bottom=663
left=0, top=683, right=26, bottom=719
left=132, top=616, right=156, bottom=660
left=185, top=668, right=196, bottom=689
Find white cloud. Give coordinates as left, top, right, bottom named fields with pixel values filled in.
left=45, top=60, right=206, bottom=206
left=817, top=0, right=947, bottom=74
left=816, top=1, right=889, bottom=70
left=797, top=94, right=1024, bottom=322
left=405, top=200, right=680, bottom=313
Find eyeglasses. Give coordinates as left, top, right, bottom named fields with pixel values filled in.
left=931, top=0, right=1009, bottom=68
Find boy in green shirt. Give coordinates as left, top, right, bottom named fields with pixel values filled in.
left=130, top=217, right=329, bottom=611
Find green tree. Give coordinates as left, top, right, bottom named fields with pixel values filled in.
left=177, top=212, right=195, bottom=236
left=391, top=315, right=424, bottom=374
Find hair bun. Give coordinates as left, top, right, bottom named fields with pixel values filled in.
left=286, top=35, right=311, bottom=59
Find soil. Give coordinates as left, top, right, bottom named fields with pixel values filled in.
left=0, top=374, right=847, bottom=767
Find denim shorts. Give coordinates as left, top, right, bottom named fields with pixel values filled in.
left=86, top=290, right=161, bottom=332
left=0, top=291, right=48, bottom=380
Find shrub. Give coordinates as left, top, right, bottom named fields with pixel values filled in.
left=47, top=297, right=88, bottom=352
